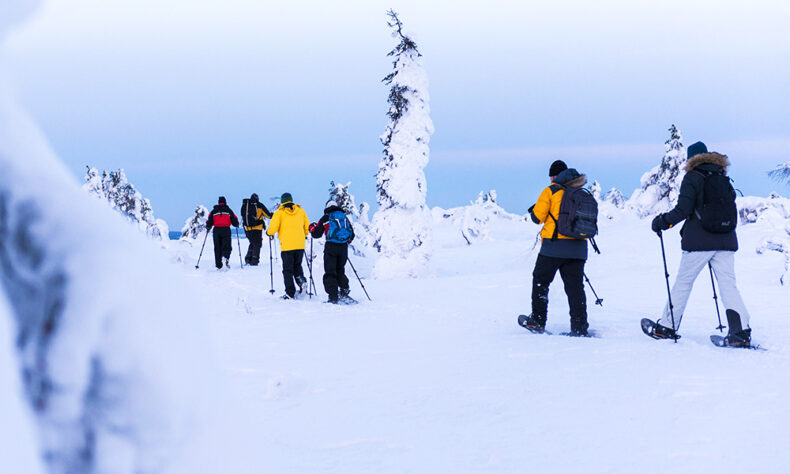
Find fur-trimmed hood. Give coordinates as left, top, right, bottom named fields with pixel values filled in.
left=685, top=152, right=729, bottom=173
left=554, top=168, right=588, bottom=189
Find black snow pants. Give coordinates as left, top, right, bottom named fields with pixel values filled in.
left=245, top=229, right=263, bottom=265
left=531, top=254, right=588, bottom=333
left=213, top=227, right=233, bottom=268
left=323, top=242, right=350, bottom=301
left=281, top=249, right=306, bottom=297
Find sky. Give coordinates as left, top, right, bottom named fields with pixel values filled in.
left=1, top=0, right=789, bottom=227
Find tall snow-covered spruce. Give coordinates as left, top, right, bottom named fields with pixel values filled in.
left=371, top=10, right=434, bottom=278
left=630, top=124, right=686, bottom=217
left=769, top=162, right=790, bottom=185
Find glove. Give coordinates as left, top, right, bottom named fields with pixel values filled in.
left=309, top=222, right=317, bottom=233
left=651, top=214, right=669, bottom=234
left=527, top=204, right=535, bottom=214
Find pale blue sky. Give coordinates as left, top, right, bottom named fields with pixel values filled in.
left=2, top=0, right=789, bottom=226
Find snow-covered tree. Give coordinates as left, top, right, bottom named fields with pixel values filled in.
left=180, top=205, right=209, bottom=240
left=630, top=124, right=686, bottom=217
left=329, top=181, right=362, bottom=217
left=604, top=188, right=626, bottom=209
left=769, top=162, right=790, bottom=185
left=590, top=180, right=602, bottom=201
left=83, top=166, right=169, bottom=241
left=370, top=10, right=434, bottom=278
left=757, top=237, right=790, bottom=285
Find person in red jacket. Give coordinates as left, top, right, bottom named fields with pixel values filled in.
left=206, top=196, right=239, bottom=269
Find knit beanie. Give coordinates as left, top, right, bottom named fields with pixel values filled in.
left=549, top=160, right=568, bottom=177
left=687, top=141, right=708, bottom=159
left=280, top=192, right=293, bottom=204
left=218, top=196, right=226, bottom=205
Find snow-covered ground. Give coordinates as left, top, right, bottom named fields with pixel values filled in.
left=169, top=204, right=789, bottom=473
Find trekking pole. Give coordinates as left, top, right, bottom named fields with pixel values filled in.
left=658, top=231, right=678, bottom=343
left=268, top=236, right=275, bottom=294
left=582, top=272, right=603, bottom=306
left=306, top=238, right=316, bottom=298
left=195, top=229, right=209, bottom=269
left=347, top=256, right=372, bottom=301
left=236, top=227, right=244, bottom=268
left=708, top=263, right=726, bottom=333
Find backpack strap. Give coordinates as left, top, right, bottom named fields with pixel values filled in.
left=548, top=212, right=559, bottom=241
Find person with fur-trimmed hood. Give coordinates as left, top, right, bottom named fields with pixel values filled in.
left=520, top=161, right=591, bottom=336
left=650, top=141, right=752, bottom=346
left=206, top=196, right=240, bottom=270
left=310, top=200, right=356, bottom=304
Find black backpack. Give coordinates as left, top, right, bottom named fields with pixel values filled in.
left=695, top=170, right=737, bottom=233
left=551, top=186, right=599, bottom=242
left=241, top=199, right=263, bottom=228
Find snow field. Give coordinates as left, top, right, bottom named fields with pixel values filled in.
left=172, top=210, right=788, bottom=473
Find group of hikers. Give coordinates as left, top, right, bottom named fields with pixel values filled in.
left=205, top=192, right=357, bottom=304
left=203, top=139, right=754, bottom=347
left=518, top=140, right=753, bottom=348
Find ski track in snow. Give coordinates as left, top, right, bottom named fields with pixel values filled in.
left=172, top=213, right=789, bottom=474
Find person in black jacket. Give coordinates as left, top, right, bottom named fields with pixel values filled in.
left=241, top=193, right=272, bottom=266
left=650, top=141, right=752, bottom=346
left=206, top=196, right=240, bottom=269
left=309, top=200, right=355, bottom=304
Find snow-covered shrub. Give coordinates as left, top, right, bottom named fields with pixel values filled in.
left=441, top=190, right=522, bottom=245
left=737, top=194, right=790, bottom=225
left=371, top=10, right=434, bottom=278
left=1, top=36, right=212, bottom=472
left=630, top=124, right=686, bottom=217
left=604, top=187, right=626, bottom=209
left=757, top=237, right=790, bottom=285
left=181, top=205, right=209, bottom=240
left=83, top=166, right=169, bottom=241
left=329, top=181, right=372, bottom=255
left=590, top=180, right=602, bottom=200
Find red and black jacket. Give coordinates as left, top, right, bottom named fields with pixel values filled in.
left=207, top=204, right=239, bottom=230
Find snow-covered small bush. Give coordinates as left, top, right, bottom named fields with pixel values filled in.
left=604, top=188, right=626, bottom=209
left=757, top=237, right=790, bottom=285
left=440, top=190, right=521, bottom=245
left=371, top=10, right=434, bottom=278
left=590, top=181, right=602, bottom=201
left=630, top=124, right=686, bottom=217
left=737, top=194, right=790, bottom=225
left=181, top=205, right=209, bottom=240
left=329, top=181, right=372, bottom=255
left=769, top=162, right=790, bottom=185
left=83, top=166, right=169, bottom=241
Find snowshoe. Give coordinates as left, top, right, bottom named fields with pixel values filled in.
left=711, top=329, right=762, bottom=350
left=280, top=294, right=294, bottom=300
left=517, top=314, right=546, bottom=334
left=641, top=318, right=680, bottom=340
left=338, top=295, right=358, bottom=305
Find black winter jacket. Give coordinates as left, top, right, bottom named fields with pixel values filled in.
left=662, top=153, right=738, bottom=252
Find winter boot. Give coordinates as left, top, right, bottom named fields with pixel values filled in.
left=296, top=275, right=307, bottom=294
left=724, top=328, right=752, bottom=348
left=223, top=257, right=230, bottom=269
left=518, top=314, right=546, bottom=334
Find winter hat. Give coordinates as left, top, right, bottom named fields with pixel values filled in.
left=325, top=200, right=338, bottom=209
left=280, top=192, right=293, bottom=204
left=687, top=141, right=708, bottom=159
left=549, top=160, right=568, bottom=177
left=218, top=196, right=226, bottom=205
left=250, top=193, right=259, bottom=202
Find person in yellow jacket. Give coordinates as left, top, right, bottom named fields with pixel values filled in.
left=266, top=192, right=311, bottom=299
left=518, top=160, right=591, bottom=336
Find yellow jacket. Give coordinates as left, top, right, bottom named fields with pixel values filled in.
left=244, top=206, right=272, bottom=232
left=532, top=184, right=576, bottom=240
left=266, top=204, right=310, bottom=251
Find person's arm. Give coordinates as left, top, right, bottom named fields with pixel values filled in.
left=266, top=211, right=280, bottom=237
left=206, top=210, right=214, bottom=230
left=310, top=215, right=329, bottom=238
left=348, top=220, right=355, bottom=244
left=231, top=210, right=240, bottom=227
left=660, top=173, right=700, bottom=228
left=260, top=204, right=273, bottom=219
left=302, top=210, right=311, bottom=237
left=530, top=187, right=552, bottom=224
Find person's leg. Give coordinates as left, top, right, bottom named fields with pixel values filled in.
left=559, top=258, right=587, bottom=334
left=281, top=250, right=296, bottom=297
left=251, top=230, right=263, bottom=264
left=660, top=251, right=712, bottom=330
left=531, top=254, right=561, bottom=326
left=323, top=243, right=340, bottom=301
left=710, top=251, right=751, bottom=332
left=244, top=230, right=253, bottom=263
left=220, top=228, right=232, bottom=260
left=337, top=244, right=350, bottom=295
left=212, top=230, right=222, bottom=268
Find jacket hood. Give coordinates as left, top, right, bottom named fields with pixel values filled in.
left=278, top=203, right=302, bottom=214
left=554, top=168, right=587, bottom=189
left=685, top=152, right=729, bottom=173
left=213, top=203, right=231, bottom=211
